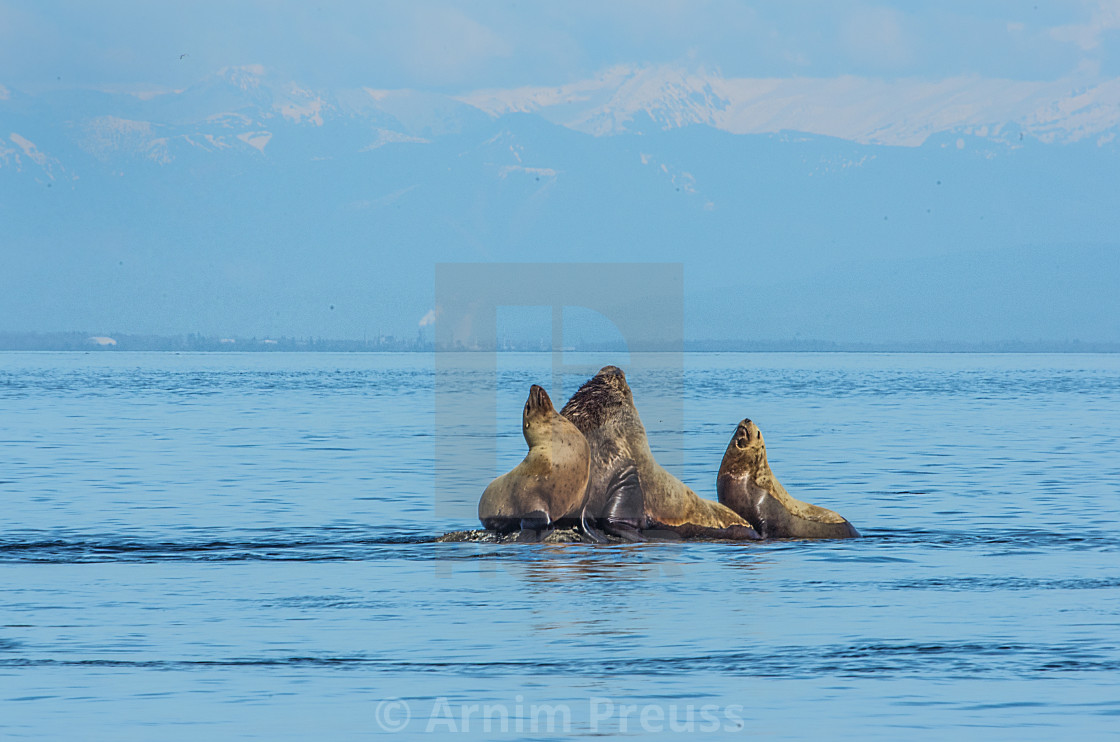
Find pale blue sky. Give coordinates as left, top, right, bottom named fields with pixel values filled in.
left=2, top=1, right=1118, bottom=92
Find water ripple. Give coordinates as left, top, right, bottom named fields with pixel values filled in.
left=2, top=641, right=1116, bottom=679
left=2, top=527, right=1119, bottom=563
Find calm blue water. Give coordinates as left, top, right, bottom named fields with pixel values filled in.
left=2, top=351, right=1118, bottom=740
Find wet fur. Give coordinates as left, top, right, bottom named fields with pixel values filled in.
left=562, top=366, right=756, bottom=536
left=478, top=385, right=591, bottom=534
left=717, top=419, right=859, bottom=539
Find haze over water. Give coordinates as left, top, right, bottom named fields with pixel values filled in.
left=1, top=351, right=1118, bottom=739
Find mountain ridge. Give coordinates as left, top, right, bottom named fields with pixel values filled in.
left=2, top=65, right=1118, bottom=344
left=4, top=64, right=1120, bottom=183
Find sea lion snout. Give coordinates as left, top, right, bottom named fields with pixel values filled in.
left=735, top=419, right=762, bottom=448
left=525, top=384, right=554, bottom=415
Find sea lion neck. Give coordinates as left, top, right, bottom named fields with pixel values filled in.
left=522, top=384, right=557, bottom=446
left=721, top=438, right=768, bottom=480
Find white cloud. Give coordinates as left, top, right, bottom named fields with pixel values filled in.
left=839, top=6, right=915, bottom=70
left=497, top=165, right=557, bottom=179
left=1049, top=0, right=1120, bottom=51
left=399, top=7, right=513, bottom=85
left=218, top=65, right=266, bottom=90
left=0, top=83, right=8, bottom=100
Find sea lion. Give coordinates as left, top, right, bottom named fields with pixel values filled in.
left=561, top=366, right=758, bottom=540
left=717, top=419, right=859, bottom=539
left=478, top=384, right=591, bottom=537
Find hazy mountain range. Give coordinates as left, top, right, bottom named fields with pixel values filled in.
left=2, top=65, right=1118, bottom=345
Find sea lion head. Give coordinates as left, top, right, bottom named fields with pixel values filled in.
left=559, top=365, right=634, bottom=431
left=592, top=365, right=634, bottom=400
left=720, top=419, right=769, bottom=480
left=522, top=384, right=557, bottom=444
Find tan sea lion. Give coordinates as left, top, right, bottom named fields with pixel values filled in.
left=561, top=366, right=758, bottom=540
left=478, top=385, right=591, bottom=535
left=717, top=419, right=859, bottom=539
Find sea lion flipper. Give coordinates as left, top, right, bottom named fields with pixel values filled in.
left=601, top=462, right=645, bottom=536
left=579, top=506, right=609, bottom=543
left=480, top=516, right=519, bottom=534
left=512, top=511, right=554, bottom=543
left=518, top=510, right=550, bottom=531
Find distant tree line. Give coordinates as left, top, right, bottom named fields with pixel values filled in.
left=1, top=332, right=1117, bottom=353
left=0, top=332, right=434, bottom=352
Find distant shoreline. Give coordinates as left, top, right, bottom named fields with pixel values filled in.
left=2, top=333, right=1118, bottom=354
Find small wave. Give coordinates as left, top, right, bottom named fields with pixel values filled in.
left=2, top=641, right=1116, bottom=679
left=0, top=530, right=433, bottom=564
left=0, top=368, right=435, bottom=399
left=861, top=527, right=1120, bottom=552
left=887, top=576, right=1120, bottom=591
left=3, top=525, right=1118, bottom=563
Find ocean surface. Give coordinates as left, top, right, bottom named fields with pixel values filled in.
left=1, top=351, right=1118, bottom=740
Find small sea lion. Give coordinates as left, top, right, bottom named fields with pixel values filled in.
left=478, top=385, right=591, bottom=537
left=717, top=419, right=860, bottom=539
left=561, top=366, right=758, bottom=540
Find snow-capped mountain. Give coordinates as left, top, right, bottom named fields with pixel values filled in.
left=458, top=65, right=1120, bottom=146
left=1, top=65, right=1118, bottom=345
left=1, top=65, right=495, bottom=179
left=4, top=63, right=1120, bottom=181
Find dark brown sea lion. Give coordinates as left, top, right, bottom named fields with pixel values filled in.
left=561, top=366, right=758, bottom=541
left=717, top=419, right=859, bottom=539
left=478, top=385, right=591, bottom=536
